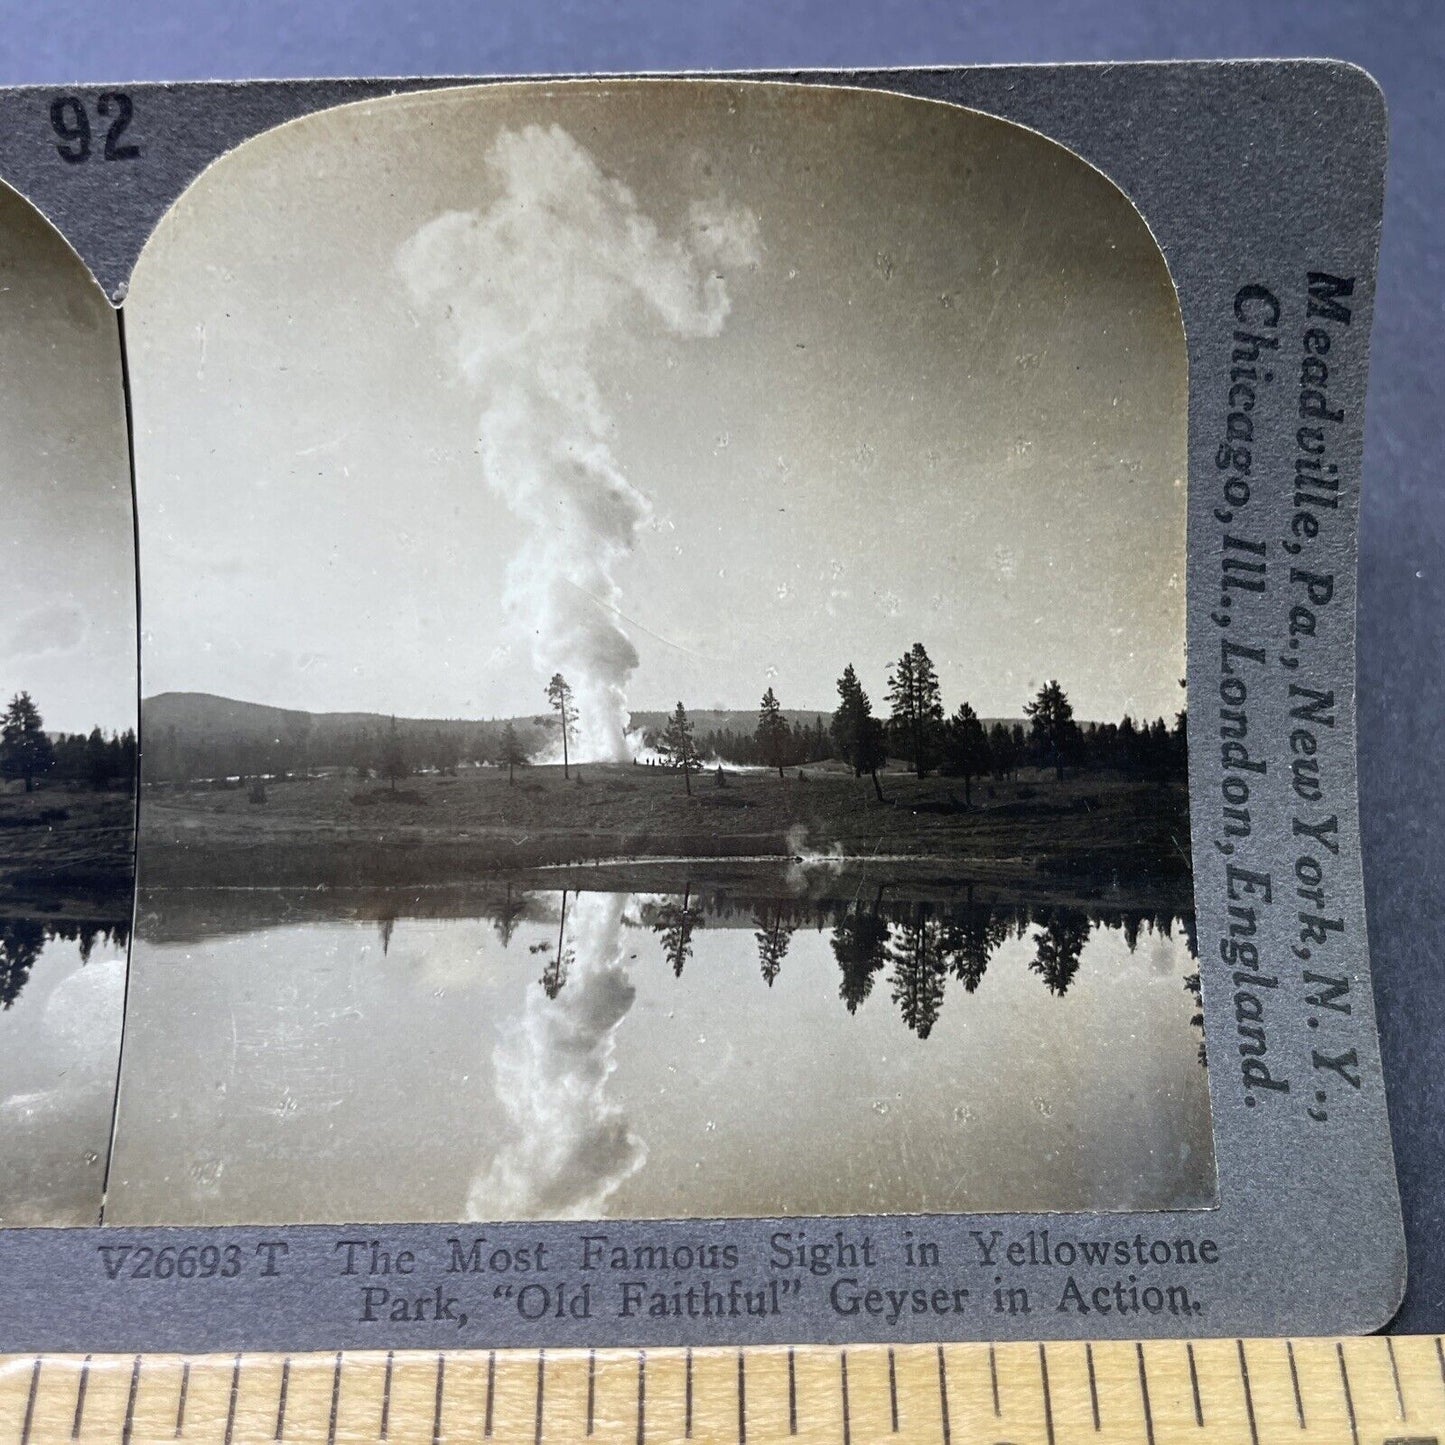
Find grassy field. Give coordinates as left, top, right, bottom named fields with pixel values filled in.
left=0, top=783, right=135, bottom=916
left=140, top=760, right=1192, bottom=908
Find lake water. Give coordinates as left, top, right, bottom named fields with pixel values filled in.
left=0, top=919, right=128, bottom=1226
left=105, top=885, right=1214, bottom=1225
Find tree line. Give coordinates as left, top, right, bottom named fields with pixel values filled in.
left=636, top=641, right=1186, bottom=799
left=0, top=692, right=136, bottom=793
left=142, top=638, right=1185, bottom=795
left=147, top=718, right=492, bottom=788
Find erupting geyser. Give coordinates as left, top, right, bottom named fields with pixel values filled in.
left=398, top=123, right=759, bottom=760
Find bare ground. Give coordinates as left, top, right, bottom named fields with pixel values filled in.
left=0, top=784, right=136, bottom=917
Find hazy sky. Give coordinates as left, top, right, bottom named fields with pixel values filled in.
left=128, top=80, right=1186, bottom=726
left=0, top=184, right=135, bottom=735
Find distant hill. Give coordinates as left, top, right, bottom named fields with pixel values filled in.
left=140, top=693, right=855, bottom=784
left=140, top=692, right=533, bottom=783
left=142, top=692, right=502, bottom=744
left=144, top=695, right=881, bottom=738
left=143, top=694, right=1035, bottom=743
left=629, top=708, right=830, bottom=736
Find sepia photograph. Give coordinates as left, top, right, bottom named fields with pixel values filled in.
left=0, top=181, right=136, bottom=1225
left=106, top=79, right=1210, bottom=1225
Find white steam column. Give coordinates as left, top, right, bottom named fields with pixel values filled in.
left=398, top=124, right=759, bottom=760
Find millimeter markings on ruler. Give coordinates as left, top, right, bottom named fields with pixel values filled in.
left=1, top=1338, right=1442, bottom=1445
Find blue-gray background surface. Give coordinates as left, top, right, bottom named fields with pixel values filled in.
left=0, top=0, right=1438, bottom=1334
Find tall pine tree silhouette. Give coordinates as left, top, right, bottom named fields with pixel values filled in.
left=886, top=644, right=944, bottom=777
left=755, top=688, right=789, bottom=780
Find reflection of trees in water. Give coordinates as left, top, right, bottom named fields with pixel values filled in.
left=1183, top=970, right=1206, bottom=1067
left=644, top=885, right=703, bottom=977
left=0, top=920, right=43, bottom=1010
left=887, top=906, right=949, bottom=1039
left=533, top=890, right=575, bottom=1000
left=0, top=917, right=131, bottom=1010
left=665, top=893, right=1195, bottom=1048
left=876, top=896, right=1093, bottom=1040
left=1028, top=910, right=1092, bottom=997
left=752, top=904, right=795, bottom=987
left=831, top=895, right=890, bottom=1014
left=943, top=886, right=1010, bottom=993
left=493, top=882, right=527, bottom=949
left=426, top=883, right=1200, bottom=1054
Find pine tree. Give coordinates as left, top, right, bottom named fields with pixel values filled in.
left=545, top=674, right=578, bottom=779
left=755, top=687, right=789, bottom=779
left=1119, top=713, right=1138, bottom=774
left=1173, top=707, right=1189, bottom=775
left=84, top=726, right=111, bottom=787
left=1148, top=716, right=1171, bottom=783
left=658, top=701, right=700, bottom=795
left=987, top=720, right=1017, bottom=780
left=1024, top=680, right=1077, bottom=781
left=830, top=665, right=886, bottom=801
left=942, top=701, right=989, bottom=804
left=379, top=715, right=407, bottom=792
left=830, top=665, right=866, bottom=767
left=500, top=720, right=527, bottom=785
left=886, top=643, right=944, bottom=776
left=0, top=692, right=54, bottom=792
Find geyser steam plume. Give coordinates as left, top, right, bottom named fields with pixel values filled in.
left=399, top=124, right=760, bottom=759
left=468, top=892, right=643, bottom=1220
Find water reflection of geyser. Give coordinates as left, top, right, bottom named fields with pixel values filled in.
left=467, top=891, right=645, bottom=1220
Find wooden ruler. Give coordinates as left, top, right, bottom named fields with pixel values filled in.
left=1, top=1338, right=1441, bottom=1445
